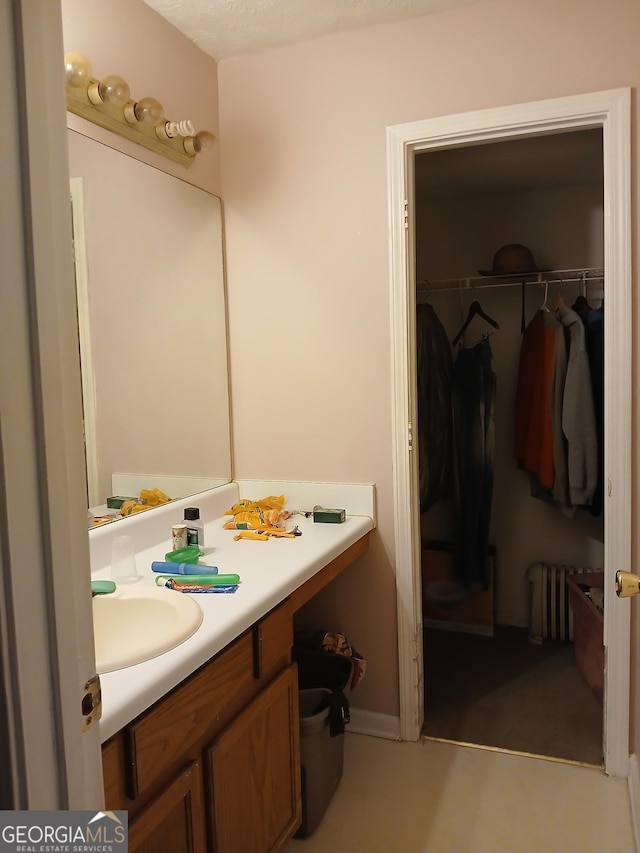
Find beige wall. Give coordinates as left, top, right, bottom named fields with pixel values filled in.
left=218, top=0, right=640, bottom=729
left=61, top=0, right=220, bottom=194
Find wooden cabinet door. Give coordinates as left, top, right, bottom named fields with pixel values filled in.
left=102, top=734, right=126, bottom=811
left=207, top=663, right=301, bottom=853
left=129, top=761, right=206, bottom=853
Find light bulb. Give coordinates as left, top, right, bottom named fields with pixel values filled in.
left=98, top=75, right=130, bottom=107
left=194, top=130, right=216, bottom=153
left=183, top=130, right=217, bottom=156
left=133, top=97, right=165, bottom=127
left=166, top=119, right=195, bottom=138
left=64, top=52, right=92, bottom=87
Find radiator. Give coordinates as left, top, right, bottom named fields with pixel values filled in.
left=526, top=562, right=597, bottom=644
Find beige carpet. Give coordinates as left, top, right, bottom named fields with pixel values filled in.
left=423, top=626, right=603, bottom=765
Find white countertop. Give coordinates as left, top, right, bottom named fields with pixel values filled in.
left=96, top=509, right=373, bottom=742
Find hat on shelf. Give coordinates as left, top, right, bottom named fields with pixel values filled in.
left=478, top=243, right=547, bottom=276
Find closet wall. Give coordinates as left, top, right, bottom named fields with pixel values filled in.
left=415, top=146, right=604, bottom=627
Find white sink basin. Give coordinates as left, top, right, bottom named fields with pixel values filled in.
left=92, top=583, right=203, bottom=673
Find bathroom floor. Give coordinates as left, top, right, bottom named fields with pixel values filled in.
left=422, top=626, right=603, bottom=765
left=285, top=733, right=634, bottom=852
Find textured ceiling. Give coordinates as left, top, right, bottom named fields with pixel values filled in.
left=142, top=0, right=488, bottom=60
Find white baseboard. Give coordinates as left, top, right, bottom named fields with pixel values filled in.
left=628, top=753, right=640, bottom=851
left=348, top=708, right=401, bottom=741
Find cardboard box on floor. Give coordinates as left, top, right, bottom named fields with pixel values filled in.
left=422, top=541, right=495, bottom=636
left=566, top=571, right=604, bottom=704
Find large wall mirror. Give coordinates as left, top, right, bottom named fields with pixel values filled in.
left=68, top=130, right=232, bottom=521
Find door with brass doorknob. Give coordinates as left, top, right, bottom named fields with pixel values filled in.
left=615, top=570, right=640, bottom=598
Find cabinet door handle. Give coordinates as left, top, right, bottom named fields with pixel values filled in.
left=252, top=623, right=263, bottom=679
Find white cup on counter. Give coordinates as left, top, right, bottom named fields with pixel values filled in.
left=111, top=534, right=140, bottom=584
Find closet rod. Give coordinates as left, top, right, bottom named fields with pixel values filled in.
left=417, top=267, right=604, bottom=295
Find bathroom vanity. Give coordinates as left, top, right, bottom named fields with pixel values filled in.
left=91, top=483, right=373, bottom=852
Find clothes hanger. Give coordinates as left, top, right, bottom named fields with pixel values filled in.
left=451, top=300, right=500, bottom=347
left=540, top=281, right=550, bottom=312
left=553, top=292, right=566, bottom=311
left=552, top=279, right=566, bottom=311
left=571, top=272, right=592, bottom=315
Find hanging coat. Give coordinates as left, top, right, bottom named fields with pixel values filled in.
left=515, top=309, right=559, bottom=490
left=415, top=303, right=453, bottom=511
left=556, top=306, right=598, bottom=507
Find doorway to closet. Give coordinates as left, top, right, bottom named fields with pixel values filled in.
left=387, top=89, right=631, bottom=777
left=414, top=129, right=605, bottom=765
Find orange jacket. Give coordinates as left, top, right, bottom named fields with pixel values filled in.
left=515, top=310, right=557, bottom=489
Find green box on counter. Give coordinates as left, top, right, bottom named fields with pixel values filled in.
left=106, top=495, right=136, bottom=510
left=313, top=506, right=346, bottom=524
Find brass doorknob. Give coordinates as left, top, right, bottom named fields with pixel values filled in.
left=615, top=570, right=640, bottom=598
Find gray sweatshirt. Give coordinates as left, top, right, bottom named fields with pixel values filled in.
left=557, top=306, right=598, bottom=507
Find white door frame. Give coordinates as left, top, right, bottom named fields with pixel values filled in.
left=387, top=88, right=631, bottom=777
left=70, top=177, right=100, bottom=509
left=0, top=1, right=104, bottom=806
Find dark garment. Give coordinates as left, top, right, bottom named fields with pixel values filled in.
left=416, top=303, right=453, bottom=511
left=583, top=306, right=604, bottom=516
left=451, top=338, right=496, bottom=589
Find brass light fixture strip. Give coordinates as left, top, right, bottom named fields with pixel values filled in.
left=66, top=81, right=195, bottom=168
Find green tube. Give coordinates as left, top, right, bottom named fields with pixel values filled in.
left=155, top=574, right=240, bottom=586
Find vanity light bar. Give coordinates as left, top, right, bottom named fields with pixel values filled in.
left=64, top=52, right=216, bottom=168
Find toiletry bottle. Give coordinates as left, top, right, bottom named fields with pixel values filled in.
left=184, top=507, right=205, bottom=555
left=172, top=523, right=188, bottom=551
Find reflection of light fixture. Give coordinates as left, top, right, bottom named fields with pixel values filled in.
left=64, top=52, right=216, bottom=167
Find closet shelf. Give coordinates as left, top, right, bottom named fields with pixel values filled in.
left=418, top=267, right=604, bottom=295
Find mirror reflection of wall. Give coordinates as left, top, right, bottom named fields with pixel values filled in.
left=68, top=129, right=231, bottom=518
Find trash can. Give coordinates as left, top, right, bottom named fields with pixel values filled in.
left=292, top=630, right=365, bottom=838
left=295, top=688, right=345, bottom=839
left=294, top=646, right=354, bottom=698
